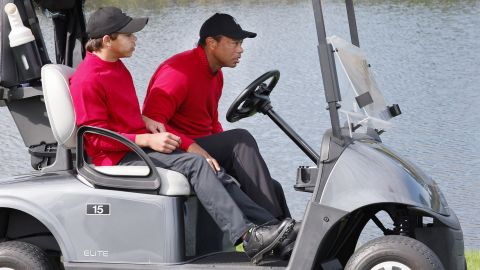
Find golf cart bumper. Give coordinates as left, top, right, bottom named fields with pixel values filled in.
left=409, top=205, right=465, bottom=270
left=288, top=203, right=465, bottom=270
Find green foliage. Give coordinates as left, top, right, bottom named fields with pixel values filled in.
left=83, top=0, right=480, bottom=14
left=84, top=0, right=304, bottom=11
left=466, top=251, right=480, bottom=270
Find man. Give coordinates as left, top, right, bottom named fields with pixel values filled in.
left=143, top=13, right=299, bottom=258
left=69, top=7, right=294, bottom=263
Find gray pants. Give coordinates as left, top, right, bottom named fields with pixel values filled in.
left=119, top=149, right=276, bottom=244
left=196, top=129, right=291, bottom=219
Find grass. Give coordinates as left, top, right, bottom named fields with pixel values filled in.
left=466, top=251, right=480, bottom=270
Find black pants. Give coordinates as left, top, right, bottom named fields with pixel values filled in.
left=196, top=129, right=291, bottom=219
left=119, top=149, right=277, bottom=244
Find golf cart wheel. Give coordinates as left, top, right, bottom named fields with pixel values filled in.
left=0, top=241, right=52, bottom=270
left=345, top=235, right=444, bottom=270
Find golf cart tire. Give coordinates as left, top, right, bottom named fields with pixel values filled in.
left=344, top=235, right=444, bottom=270
left=0, top=241, right=52, bottom=270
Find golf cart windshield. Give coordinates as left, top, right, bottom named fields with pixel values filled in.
left=328, top=36, right=395, bottom=134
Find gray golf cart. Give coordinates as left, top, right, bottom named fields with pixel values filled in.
left=0, top=0, right=466, bottom=269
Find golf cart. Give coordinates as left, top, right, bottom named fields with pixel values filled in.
left=0, top=0, right=465, bottom=269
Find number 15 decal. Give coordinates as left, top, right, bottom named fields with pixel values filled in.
left=87, top=204, right=110, bottom=215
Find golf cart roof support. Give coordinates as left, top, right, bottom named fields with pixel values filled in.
left=345, top=0, right=360, bottom=47
left=311, top=0, right=343, bottom=141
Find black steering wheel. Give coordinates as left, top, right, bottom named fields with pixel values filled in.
left=226, top=70, right=280, bottom=123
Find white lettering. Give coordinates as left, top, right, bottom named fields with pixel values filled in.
left=83, top=250, right=109, bottom=257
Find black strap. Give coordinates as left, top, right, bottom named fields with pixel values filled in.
left=51, top=0, right=87, bottom=66
left=22, top=0, right=50, bottom=65
left=28, top=142, right=57, bottom=169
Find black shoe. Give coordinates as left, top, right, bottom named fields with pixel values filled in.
left=273, top=220, right=301, bottom=260
left=243, top=218, right=295, bottom=264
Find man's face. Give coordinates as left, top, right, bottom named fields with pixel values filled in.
left=109, top=33, right=137, bottom=58
left=211, top=36, right=244, bottom=68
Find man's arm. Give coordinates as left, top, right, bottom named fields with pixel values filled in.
left=141, top=114, right=220, bottom=171
left=140, top=115, right=219, bottom=171
left=142, top=66, right=220, bottom=172
left=143, top=88, right=195, bottom=150
left=143, top=67, right=195, bottom=150
left=211, top=109, right=224, bottom=134
left=142, top=115, right=166, bottom=133
left=186, top=142, right=221, bottom=172
left=212, top=72, right=224, bottom=134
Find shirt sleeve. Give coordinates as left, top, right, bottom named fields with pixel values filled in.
left=211, top=110, right=223, bottom=134
left=142, top=65, right=194, bottom=150
left=164, top=124, right=194, bottom=150
left=212, top=71, right=224, bottom=134
left=76, top=75, right=137, bottom=152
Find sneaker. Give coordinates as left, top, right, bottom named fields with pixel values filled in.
left=243, top=218, right=295, bottom=264
left=273, top=220, right=301, bottom=260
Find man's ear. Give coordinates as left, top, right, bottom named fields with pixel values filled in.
left=205, top=37, right=218, bottom=50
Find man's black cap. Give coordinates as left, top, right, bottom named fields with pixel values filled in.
left=87, top=7, right=148, bottom=39
left=199, top=13, right=256, bottom=40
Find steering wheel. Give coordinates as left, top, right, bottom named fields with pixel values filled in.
left=226, top=70, right=280, bottom=123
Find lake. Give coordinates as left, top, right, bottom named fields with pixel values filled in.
left=0, top=0, right=478, bottom=249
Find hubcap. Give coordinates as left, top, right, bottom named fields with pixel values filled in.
left=371, top=261, right=411, bottom=270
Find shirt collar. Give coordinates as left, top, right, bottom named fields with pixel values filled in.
left=195, top=46, right=221, bottom=78
left=87, top=51, right=121, bottom=67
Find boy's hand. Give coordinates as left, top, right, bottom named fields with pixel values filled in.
left=136, top=132, right=181, bottom=153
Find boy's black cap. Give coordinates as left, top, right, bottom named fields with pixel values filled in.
left=200, top=13, right=256, bottom=40
left=86, top=7, right=148, bottom=39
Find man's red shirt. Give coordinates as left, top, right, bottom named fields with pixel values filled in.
left=143, top=46, right=223, bottom=151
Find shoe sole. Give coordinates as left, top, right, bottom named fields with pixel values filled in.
left=251, top=220, right=296, bottom=264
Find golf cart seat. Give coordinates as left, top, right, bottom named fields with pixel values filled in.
left=41, top=64, right=191, bottom=195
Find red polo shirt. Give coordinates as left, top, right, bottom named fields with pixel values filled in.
left=143, top=46, right=224, bottom=151
left=70, top=52, right=148, bottom=166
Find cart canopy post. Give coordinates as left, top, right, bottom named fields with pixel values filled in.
left=311, top=0, right=343, bottom=142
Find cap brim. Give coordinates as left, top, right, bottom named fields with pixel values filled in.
left=227, top=30, right=257, bottom=40
left=117, top=17, right=149, bottom=34
left=242, top=30, right=257, bottom=39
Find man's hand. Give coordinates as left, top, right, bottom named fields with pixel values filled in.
left=136, top=132, right=181, bottom=153
left=187, top=143, right=221, bottom=173
left=142, top=115, right=166, bottom=133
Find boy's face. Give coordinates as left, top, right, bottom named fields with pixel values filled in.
left=109, top=33, right=137, bottom=58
